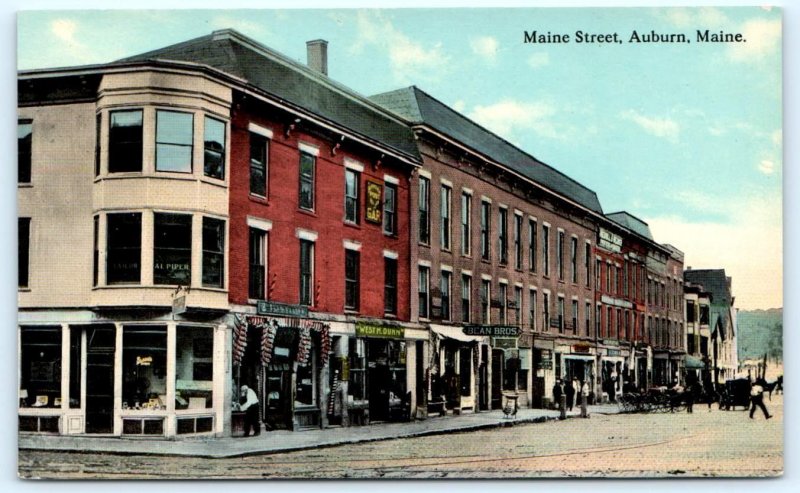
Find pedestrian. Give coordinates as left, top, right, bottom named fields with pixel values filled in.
left=749, top=380, right=772, bottom=420
left=565, top=379, right=575, bottom=412
left=552, top=379, right=563, bottom=410
left=686, top=382, right=698, bottom=413
left=240, top=385, right=261, bottom=436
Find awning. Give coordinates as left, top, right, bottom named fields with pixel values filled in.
left=685, top=355, right=706, bottom=370
left=429, top=324, right=487, bottom=343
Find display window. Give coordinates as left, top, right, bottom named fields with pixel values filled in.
left=176, top=326, right=214, bottom=409
left=122, top=326, right=167, bottom=410
left=19, top=327, right=62, bottom=409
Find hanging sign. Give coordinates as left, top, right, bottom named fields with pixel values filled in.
left=257, top=300, right=308, bottom=318
left=365, top=180, right=383, bottom=224
left=462, top=325, right=520, bottom=337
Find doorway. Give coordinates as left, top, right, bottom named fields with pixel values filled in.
left=491, top=349, right=504, bottom=409
left=85, top=326, right=116, bottom=434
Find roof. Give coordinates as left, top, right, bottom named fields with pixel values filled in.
left=684, top=269, right=731, bottom=306
left=369, top=86, right=604, bottom=214
left=117, top=29, right=420, bottom=163
left=606, top=211, right=654, bottom=240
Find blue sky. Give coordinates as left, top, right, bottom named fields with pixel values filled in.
left=15, top=6, right=783, bottom=309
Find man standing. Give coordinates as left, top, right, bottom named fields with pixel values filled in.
left=552, top=379, right=563, bottom=410
left=565, top=379, right=575, bottom=412
left=240, top=385, right=261, bottom=436
left=749, top=380, right=772, bottom=420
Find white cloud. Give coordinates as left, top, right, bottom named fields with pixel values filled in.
left=728, top=18, right=781, bottom=62
left=351, top=11, right=449, bottom=83
left=452, top=100, right=466, bottom=112
left=527, top=52, right=550, bottom=69
left=619, top=109, right=680, bottom=143
left=469, top=99, right=561, bottom=139
left=771, top=129, right=782, bottom=146
left=660, top=7, right=729, bottom=28
left=647, top=193, right=782, bottom=310
left=470, top=36, right=499, bottom=61
left=49, top=19, right=92, bottom=63
left=758, top=160, right=775, bottom=175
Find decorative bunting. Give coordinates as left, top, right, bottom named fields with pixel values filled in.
left=232, top=314, right=332, bottom=369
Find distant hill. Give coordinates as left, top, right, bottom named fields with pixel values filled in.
left=737, top=308, right=783, bottom=362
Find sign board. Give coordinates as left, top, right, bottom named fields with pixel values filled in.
left=601, top=295, right=633, bottom=309
left=462, top=325, right=520, bottom=337
left=537, top=349, right=553, bottom=369
left=356, top=322, right=404, bottom=339
left=599, top=227, right=623, bottom=253
left=534, top=338, right=554, bottom=350
left=549, top=318, right=562, bottom=329
left=573, top=343, right=592, bottom=354
left=257, top=300, right=309, bottom=318
left=519, top=349, right=531, bottom=370
left=492, top=337, right=518, bottom=350
left=172, top=294, right=187, bottom=316
left=490, top=298, right=504, bottom=308
left=365, top=180, right=383, bottom=224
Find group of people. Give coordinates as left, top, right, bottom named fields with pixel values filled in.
left=552, top=378, right=589, bottom=411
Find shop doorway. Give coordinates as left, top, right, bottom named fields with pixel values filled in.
left=491, top=349, right=504, bottom=409
left=479, top=345, right=489, bottom=411
left=85, top=326, right=116, bottom=434
left=366, top=339, right=407, bottom=422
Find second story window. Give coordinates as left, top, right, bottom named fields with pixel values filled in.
left=418, top=266, right=430, bottom=319
left=156, top=110, right=193, bottom=173
left=203, top=116, right=225, bottom=180
left=344, top=169, right=360, bottom=224
left=461, top=274, right=471, bottom=323
left=499, top=283, right=508, bottom=324
left=109, top=110, right=143, bottom=173
left=299, top=151, right=316, bottom=211
left=344, top=249, right=360, bottom=311
left=249, top=228, right=266, bottom=300
left=440, top=270, right=452, bottom=321
left=480, top=201, right=491, bottom=260
left=440, top=184, right=451, bottom=250
left=383, top=183, right=397, bottom=235
left=18, top=121, right=32, bottom=184
left=481, top=280, right=491, bottom=324
left=249, top=132, right=268, bottom=197
left=384, top=257, right=398, bottom=315
left=106, top=212, right=142, bottom=284
left=529, top=289, right=537, bottom=331
left=18, top=218, right=30, bottom=288
left=418, top=176, right=430, bottom=244
left=299, top=239, right=315, bottom=306
left=154, top=213, right=192, bottom=285
left=202, top=217, right=225, bottom=288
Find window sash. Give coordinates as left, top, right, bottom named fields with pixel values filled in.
left=18, top=121, right=32, bottom=183
left=249, top=229, right=266, bottom=300
left=299, top=240, right=314, bottom=306
left=461, top=275, right=471, bottom=323
left=299, top=152, right=315, bottom=210
left=461, top=194, right=471, bottom=256
left=384, top=258, right=398, bottom=314
left=249, top=133, right=268, bottom=197
left=418, top=177, right=430, bottom=244
left=345, top=250, right=360, bottom=310
left=440, top=185, right=451, bottom=249
left=383, top=184, right=397, bottom=235
left=440, top=271, right=451, bottom=321
left=18, top=218, right=30, bottom=288
left=108, top=110, right=143, bottom=173
left=542, top=226, right=550, bottom=276
left=202, top=217, right=225, bottom=288
left=203, top=116, right=225, bottom=180
left=155, top=110, right=194, bottom=173
left=106, top=212, right=142, bottom=284
left=344, top=169, right=360, bottom=224
left=154, top=213, right=192, bottom=285
left=498, top=209, right=508, bottom=264
left=529, top=220, right=537, bottom=272
left=480, top=202, right=491, bottom=260
left=418, top=267, right=430, bottom=318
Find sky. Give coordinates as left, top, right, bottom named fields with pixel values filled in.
left=14, top=5, right=783, bottom=310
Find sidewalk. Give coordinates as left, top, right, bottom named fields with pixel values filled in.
left=18, top=403, right=621, bottom=459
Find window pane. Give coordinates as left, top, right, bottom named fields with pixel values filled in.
left=202, top=217, right=225, bottom=288
left=299, top=240, right=314, bottom=305
left=18, top=122, right=32, bottom=183
left=384, top=258, right=397, bottom=314
left=19, top=327, right=62, bottom=409
left=156, top=111, right=193, bottom=173
left=249, top=229, right=266, bottom=299
left=203, top=116, right=225, bottom=180
left=345, top=170, right=359, bottom=223
left=176, top=326, right=214, bottom=410
left=299, top=153, right=315, bottom=210
left=122, top=326, right=167, bottom=410
left=250, top=133, right=268, bottom=196
left=106, top=213, right=141, bottom=284
left=109, top=110, right=143, bottom=173
left=18, top=218, right=30, bottom=288
left=154, top=213, right=192, bottom=285
left=345, top=250, right=360, bottom=310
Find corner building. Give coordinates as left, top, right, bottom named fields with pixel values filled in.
left=371, top=87, right=603, bottom=412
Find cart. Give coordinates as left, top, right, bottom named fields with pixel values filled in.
left=720, top=378, right=751, bottom=411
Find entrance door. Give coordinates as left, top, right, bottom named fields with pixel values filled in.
left=491, top=349, right=504, bottom=409
left=85, top=326, right=116, bottom=434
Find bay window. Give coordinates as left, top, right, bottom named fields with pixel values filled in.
left=154, top=213, right=192, bottom=286
left=155, top=110, right=193, bottom=173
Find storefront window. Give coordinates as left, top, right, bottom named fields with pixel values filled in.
left=20, top=327, right=62, bottom=408
left=348, top=338, right=367, bottom=401
left=154, top=213, right=192, bottom=285
left=69, top=328, right=81, bottom=408
left=122, top=326, right=167, bottom=410
left=176, top=326, right=214, bottom=409
left=296, top=345, right=316, bottom=407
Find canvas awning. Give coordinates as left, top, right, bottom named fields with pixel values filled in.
left=685, top=355, right=706, bottom=370
left=429, top=324, right=487, bottom=343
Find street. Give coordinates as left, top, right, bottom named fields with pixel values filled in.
left=19, top=395, right=782, bottom=479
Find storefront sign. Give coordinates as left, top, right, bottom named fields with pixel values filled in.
left=599, top=228, right=623, bottom=253
left=600, top=295, right=633, bottom=309
left=607, top=349, right=621, bottom=357
left=257, top=300, right=309, bottom=318
left=520, top=349, right=531, bottom=370
left=534, top=339, right=554, bottom=350
left=537, top=349, right=553, bottom=369
left=549, top=318, right=562, bottom=329
left=603, top=339, right=620, bottom=347
left=572, top=343, right=592, bottom=354
left=365, top=180, right=383, bottom=224
left=356, top=323, right=404, bottom=339
left=492, top=337, right=518, bottom=350
left=462, top=325, right=520, bottom=337
left=172, top=294, right=186, bottom=316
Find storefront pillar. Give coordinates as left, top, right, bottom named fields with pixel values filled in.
left=217, top=323, right=230, bottom=436
left=319, top=355, right=329, bottom=429
left=112, top=322, right=123, bottom=436
left=335, top=335, right=349, bottom=426
left=405, top=343, right=417, bottom=416
left=60, top=324, right=70, bottom=413
left=165, top=322, right=177, bottom=436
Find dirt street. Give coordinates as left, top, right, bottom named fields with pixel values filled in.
left=19, top=394, right=783, bottom=479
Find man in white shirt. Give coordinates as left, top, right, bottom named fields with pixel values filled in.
left=240, top=385, right=261, bottom=436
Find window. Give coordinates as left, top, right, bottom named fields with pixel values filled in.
left=299, top=240, right=314, bottom=306
left=154, top=213, right=192, bottom=285
left=543, top=293, right=550, bottom=330
left=19, top=121, right=33, bottom=183
left=249, top=228, right=266, bottom=299
left=624, top=310, right=630, bottom=340
left=384, top=258, right=398, bottom=315
left=529, top=219, right=537, bottom=272
left=570, top=237, right=578, bottom=283
left=700, top=305, right=710, bottom=325
left=514, top=215, right=523, bottom=269
left=529, top=290, right=537, bottom=331
left=481, top=280, right=491, bottom=324
left=383, top=184, right=397, bottom=235
left=607, top=307, right=613, bottom=338
left=176, top=326, right=214, bottom=409
left=441, top=185, right=451, bottom=249
left=514, top=286, right=523, bottom=325
left=585, top=243, right=591, bottom=287
left=623, top=262, right=629, bottom=297
left=418, top=176, right=430, bottom=244
left=109, top=110, right=143, bottom=173
left=203, top=116, right=225, bottom=180
left=461, top=193, right=471, bottom=256
left=572, top=300, right=578, bottom=331
left=92, top=216, right=99, bottom=287
left=461, top=274, right=471, bottom=323
left=19, top=218, right=30, bottom=288
left=440, top=270, right=451, bottom=321
left=156, top=110, right=193, bottom=173
left=557, top=231, right=565, bottom=280
left=122, top=326, right=167, bottom=410
left=299, top=152, right=316, bottom=210
left=418, top=266, right=430, bottom=319
left=106, top=212, right=142, bottom=284
left=345, top=249, right=360, bottom=311
left=558, top=297, right=565, bottom=332
left=344, top=169, right=360, bottom=224
left=348, top=339, right=367, bottom=401
left=19, top=327, right=62, bottom=409
left=606, top=263, right=612, bottom=292
left=596, top=305, right=602, bottom=338
left=94, top=114, right=101, bottom=177
left=202, top=217, right=225, bottom=288
left=585, top=302, right=591, bottom=336
left=498, top=208, right=508, bottom=265
left=499, top=283, right=508, bottom=324
left=542, top=225, right=550, bottom=276
left=596, top=259, right=601, bottom=290
left=249, top=132, right=268, bottom=197
left=480, top=200, right=491, bottom=260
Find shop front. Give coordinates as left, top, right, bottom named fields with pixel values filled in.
left=19, top=319, right=227, bottom=438
left=531, top=338, right=555, bottom=408
left=599, top=346, right=625, bottom=403
left=561, top=343, right=596, bottom=405
left=428, top=324, right=489, bottom=415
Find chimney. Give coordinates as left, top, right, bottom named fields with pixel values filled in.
left=306, top=39, right=328, bottom=76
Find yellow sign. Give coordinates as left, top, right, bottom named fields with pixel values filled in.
left=365, top=180, right=383, bottom=224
